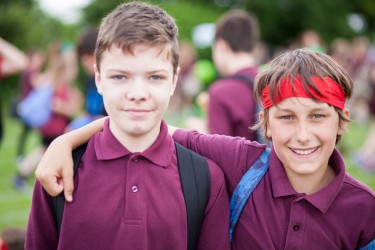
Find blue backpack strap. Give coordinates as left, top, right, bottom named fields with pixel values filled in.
left=359, top=239, right=375, bottom=250
left=229, top=147, right=271, bottom=241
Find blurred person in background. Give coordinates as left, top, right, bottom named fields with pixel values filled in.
left=298, top=29, right=326, bottom=53
left=353, top=48, right=375, bottom=173
left=167, top=40, right=202, bottom=120
left=328, top=37, right=353, bottom=72
left=13, top=49, right=46, bottom=165
left=348, top=36, right=372, bottom=124
left=66, top=27, right=107, bottom=131
left=191, top=9, right=261, bottom=141
left=0, top=227, right=26, bottom=250
left=14, top=41, right=82, bottom=190
left=0, top=38, right=28, bottom=76
left=0, top=37, right=28, bottom=144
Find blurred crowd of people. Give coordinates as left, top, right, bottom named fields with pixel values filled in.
left=1, top=27, right=108, bottom=191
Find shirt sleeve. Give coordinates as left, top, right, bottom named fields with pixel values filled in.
left=172, top=129, right=266, bottom=192
left=197, top=159, right=230, bottom=250
left=25, top=180, right=59, bottom=250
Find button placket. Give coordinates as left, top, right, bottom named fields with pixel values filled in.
left=124, top=155, right=145, bottom=224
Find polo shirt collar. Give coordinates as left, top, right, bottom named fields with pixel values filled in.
left=235, top=67, right=258, bottom=78
left=269, top=147, right=346, bottom=213
left=95, top=119, right=173, bottom=168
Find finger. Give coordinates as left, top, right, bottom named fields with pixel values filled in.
left=35, top=169, right=63, bottom=197
left=62, top=160, right=75, bottom=202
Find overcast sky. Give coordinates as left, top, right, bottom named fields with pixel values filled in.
left=37, top=0, right=92, bottom=24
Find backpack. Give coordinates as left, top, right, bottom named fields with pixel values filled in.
left=51, top=142, right=210, bottom=250
left=227, top=74, right=266, bottom=144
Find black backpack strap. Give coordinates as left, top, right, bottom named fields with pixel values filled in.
left=227, top=73, right=268, bottom=143
left=175, top=142, right=210, bottom=250
left=51, top=142, right=88, bottom=237
left=229, top=73, right=254, bottom=89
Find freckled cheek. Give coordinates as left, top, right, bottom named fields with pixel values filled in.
left=269, top=124, right=294, bottom=139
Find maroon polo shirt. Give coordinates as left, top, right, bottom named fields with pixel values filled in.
left=26, top=120, right=230, bottom=250
left=173, top=129, right=375, bottom=249
left=208, top=67, right=258, bottom=141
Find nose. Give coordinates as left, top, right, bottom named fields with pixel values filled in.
left=126, top=80, right=149, bottom=101
left=295, top=120, right=311, bottom=144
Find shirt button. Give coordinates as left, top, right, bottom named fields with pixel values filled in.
left=133, top=157, right=138, bottom=162
left=293, top=225, right=300, bottom=231
left=131, top=186, right=138, bottom=192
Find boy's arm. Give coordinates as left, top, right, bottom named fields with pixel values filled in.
left=35, top=117, right=107, bottom=201
left=170, top=127, right=266, bottom=191
left=0, top=37, right=28, bottom=76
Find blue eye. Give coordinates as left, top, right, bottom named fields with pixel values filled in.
left=312, top=114, right=325, bottom=119
left=150, top=75, right=162, bottom=81
left=113, top=75, right=125, bottom=80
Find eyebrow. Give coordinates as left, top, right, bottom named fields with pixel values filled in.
left=105, top=68, right=170, bottom=74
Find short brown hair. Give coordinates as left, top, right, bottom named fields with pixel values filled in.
left=77, top=27, right=98, bottom=57
left=215, top=9, right=259, bottom=52
left=252, top=48, right=353, bottom=143
left=95, top=1, right=179, bottom=73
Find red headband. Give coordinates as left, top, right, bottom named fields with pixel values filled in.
left=261, top=75, right=346, bottom=109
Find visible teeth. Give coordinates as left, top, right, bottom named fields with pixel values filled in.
left=293, top=148, right=316, bottom=155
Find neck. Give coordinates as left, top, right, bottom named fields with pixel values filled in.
left=222, top=52, right=256, bottom=76
left=110, top=121, right=161, bottom=153
left=288, top=165, right=336, bottom=195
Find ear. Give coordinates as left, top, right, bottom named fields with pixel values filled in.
left=338, top=107, right=350, bottom=135
left=259, top=110, right=272, bottom=138
left=94, top=64, right=102, bottom=95
left=170, top=66, right=180, bottom=96
left=215, top=39, right=229, bottom=51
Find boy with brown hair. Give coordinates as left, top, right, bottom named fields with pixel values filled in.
left=174, top=48, right=375, bottom=249
left=25, top=2, right=230, bottom=250
left=205, top=9, right=260, bottom=141
left=36, top=48, right=375, bottom=249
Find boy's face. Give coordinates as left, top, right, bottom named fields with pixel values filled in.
left=94, top=43, right=177, bottom=144
left=264, top=97, right=349, bottom=181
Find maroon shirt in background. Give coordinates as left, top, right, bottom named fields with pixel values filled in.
left=208, top=67, right=258, bottom=141
left=173, top=129, right=375, bottom=249
left=25, top=120, right=230, bottom=250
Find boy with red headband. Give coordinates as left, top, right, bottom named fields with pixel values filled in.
left=35, top=48, right=375, bottom=248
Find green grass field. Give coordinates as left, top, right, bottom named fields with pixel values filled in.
left=0, top=115, right=374, bottom=232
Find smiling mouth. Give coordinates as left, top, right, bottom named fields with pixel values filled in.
left=291, top=147, right=319, bottom=155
